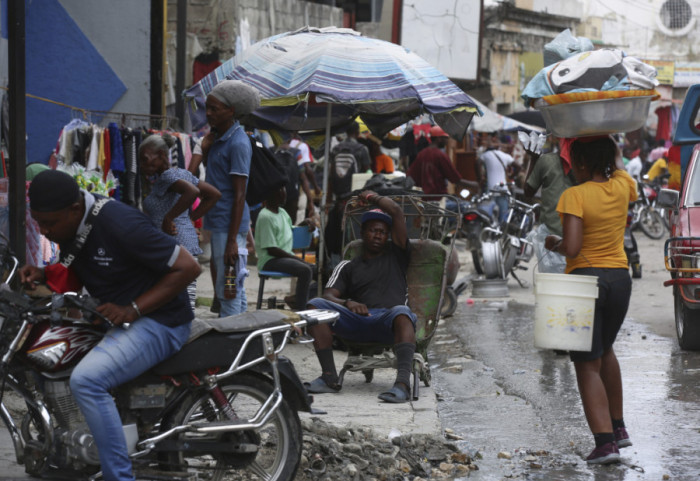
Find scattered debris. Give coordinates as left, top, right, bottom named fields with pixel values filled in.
left=298, top=417, right=477, bottom=480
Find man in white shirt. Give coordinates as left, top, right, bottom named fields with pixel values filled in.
left=625, top=150, right=643, bottom=181
left=289, top=132, right=321, bottom=217
left=477, top=133, right=514, bottom=222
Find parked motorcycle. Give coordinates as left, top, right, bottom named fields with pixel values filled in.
left=643, top=172, right=673, bottom=230
left=476, top=193, right=538, bottom=285
left=630, top=177, right=666, bottom=239
left=452, top=191, right=501, bottom=275
left=0, top=246, right=338, bottom=481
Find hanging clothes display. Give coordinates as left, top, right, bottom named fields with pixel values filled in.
left=53, top=120, right=199, bottom=211
left=655, top=105, right=673, bottom=142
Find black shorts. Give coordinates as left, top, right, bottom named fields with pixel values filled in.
left=568, top=267, right=632, bottom=362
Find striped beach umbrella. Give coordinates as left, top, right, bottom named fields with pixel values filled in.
left=184, top=26, right=481, bottom=288
left=184, top=26, right=480, bottom=140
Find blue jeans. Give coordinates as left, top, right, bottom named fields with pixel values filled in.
left=211, top=231, right=248, bottom=316
left=492, top=193, right=510, bottom=224
left=307, top=298, right=416, bottom=344
left=70, top=318, right=191, bottom=481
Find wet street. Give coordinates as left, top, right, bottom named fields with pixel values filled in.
left=0, top=234, right=695, bottom=480
left=429, top=234, right=700, bottom=480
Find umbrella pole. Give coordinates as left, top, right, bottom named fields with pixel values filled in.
left=317, top=103, right=332, bottom=297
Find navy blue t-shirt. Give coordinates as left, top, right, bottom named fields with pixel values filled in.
left=65, top=195, right=193, bottom=327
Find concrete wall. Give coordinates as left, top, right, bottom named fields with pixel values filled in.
left=356, top=0, right=394, bottom=42
left=490, top=49, right=522, bottom=113
left=581, top=0, right=700, bottom=61
left=482, top=3, right=579, bottom=111
left=401, top=0, right=481, bottom=81
left=516, top=0, right=583, bottom=18
left=168, top=0, right=343, bottom=89
left=59, top=0, right=151, bottom=115
left=506, top=0, right=700, bottom=62
left=1, top=0, right=150, bottom=165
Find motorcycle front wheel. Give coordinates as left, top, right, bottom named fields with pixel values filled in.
left=162, top=374, right=302, bottom=481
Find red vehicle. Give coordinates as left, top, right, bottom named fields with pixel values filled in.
left=660, top=84, right=700, bottom=349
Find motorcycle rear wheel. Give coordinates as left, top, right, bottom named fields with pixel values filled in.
left=471, top=250, right=483, bottom=275
left=639, top=207, right=666, bottom=239
left=162, top=374, right=302, bottom=481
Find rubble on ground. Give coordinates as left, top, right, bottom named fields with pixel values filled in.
left=298, top=417, right=477, bottom=480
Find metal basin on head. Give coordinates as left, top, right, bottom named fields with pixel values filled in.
left=538, top=96, right=654, bottom=138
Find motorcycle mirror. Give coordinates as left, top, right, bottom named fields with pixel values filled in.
left=460, top=189, right=471, bottom=199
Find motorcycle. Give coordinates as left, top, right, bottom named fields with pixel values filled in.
left=643, top=172, right=673, bottom=230
left=449, top=190, right=501, bottom=275
left=475, top=191, right=538, bottom=286
left=0, top=246, right=338, bottom=481
left=630, top=177, right=666, bottom=239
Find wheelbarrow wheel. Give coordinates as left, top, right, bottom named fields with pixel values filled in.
left=441, top=287, right=458, bottom=317
left=417, top=361, right=431, bottom=387
left=362, top=369, right=374, bottom=383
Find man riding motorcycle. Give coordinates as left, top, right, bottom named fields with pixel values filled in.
left=19, top=169, right=200, bottom=481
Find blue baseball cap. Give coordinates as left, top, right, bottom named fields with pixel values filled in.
left=361, top=208, right=392, bottom=227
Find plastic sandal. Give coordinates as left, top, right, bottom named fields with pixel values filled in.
left=378, top=384, right=410, bottom=403
left=304, top=377, right=341, bottom=394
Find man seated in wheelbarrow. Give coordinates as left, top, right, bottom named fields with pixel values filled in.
left=304, top=190, right=417, bottom=403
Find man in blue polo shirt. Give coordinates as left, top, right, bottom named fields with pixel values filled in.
left=19, top=170, right=200, bottom=481
left=305, top=191, right=417, bottom=403
left=201, top=80, right=261, bottom=316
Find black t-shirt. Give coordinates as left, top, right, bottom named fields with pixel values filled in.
left=65, top=194, right=193, bottom=327
left=328, top=242, right=411, bottom=308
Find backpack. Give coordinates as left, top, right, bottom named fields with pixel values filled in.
left=246, top=136, right=287, bottom=206
left=274, top=146, right=301, bottom=200
left=330, top=144, right=361, bottom=196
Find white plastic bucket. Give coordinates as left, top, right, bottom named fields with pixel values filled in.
left=534, top=273, right=598, bottom=351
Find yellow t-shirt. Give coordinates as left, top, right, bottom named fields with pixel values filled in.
left=646, top=158, right=667, bottom=181
left=556, top=170, right=637, bottom=273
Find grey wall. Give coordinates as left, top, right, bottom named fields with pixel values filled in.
left=59, top=0, right=152, bottom=115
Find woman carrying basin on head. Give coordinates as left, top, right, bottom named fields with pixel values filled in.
left=544, top=136, right=637, bottom=465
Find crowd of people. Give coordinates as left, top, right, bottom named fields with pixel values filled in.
left=17, top=76, right=671, bottom=478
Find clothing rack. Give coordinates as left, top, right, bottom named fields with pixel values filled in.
left=70, top=108, right=174, bottom=130
left=0, top=86, right=175, bottom=129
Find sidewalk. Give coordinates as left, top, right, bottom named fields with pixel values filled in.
left=193, top=257, right=442, bottom=439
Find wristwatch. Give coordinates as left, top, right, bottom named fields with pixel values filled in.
left=343, top=298, right=352, bottom=306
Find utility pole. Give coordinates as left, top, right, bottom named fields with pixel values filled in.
left=175, top=0, right=187, bottom=129
left=8, top=0, right=26, bottom=264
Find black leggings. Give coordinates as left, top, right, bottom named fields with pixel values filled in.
left=262, top=257, right=314, bottom=308
left=569, top=267, right=632, bottom=362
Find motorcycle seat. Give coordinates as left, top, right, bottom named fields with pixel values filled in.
left=151, top=311, right=297, bottom=376
left=152, top=328, right=287, bottom=376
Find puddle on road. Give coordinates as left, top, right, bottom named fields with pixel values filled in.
left=428, top=300, right=700, bottom=481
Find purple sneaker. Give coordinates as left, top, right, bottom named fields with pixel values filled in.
left=614, top=427, right=632, bottom=448
left=586, top=442, right=620, bottom=465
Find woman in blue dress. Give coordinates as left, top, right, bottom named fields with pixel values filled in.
left=140, top=134, right=221, bottom=307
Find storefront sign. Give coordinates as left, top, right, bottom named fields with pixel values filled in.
left=674, top=62, right=700, bottom=87
left=643, top=59, right=675, bottom=85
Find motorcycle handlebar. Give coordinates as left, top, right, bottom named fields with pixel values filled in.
left=511, top=198, right=539, bottom=213
left=296, top=309, right=339, bottom=327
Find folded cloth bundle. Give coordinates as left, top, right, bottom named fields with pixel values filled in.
left=522, top=48, right=658, bottom=107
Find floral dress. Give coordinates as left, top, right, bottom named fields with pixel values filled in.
left=143, top=168, right=202, bottom=256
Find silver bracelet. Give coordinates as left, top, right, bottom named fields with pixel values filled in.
left=131, top=301, right=142, bottom=318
